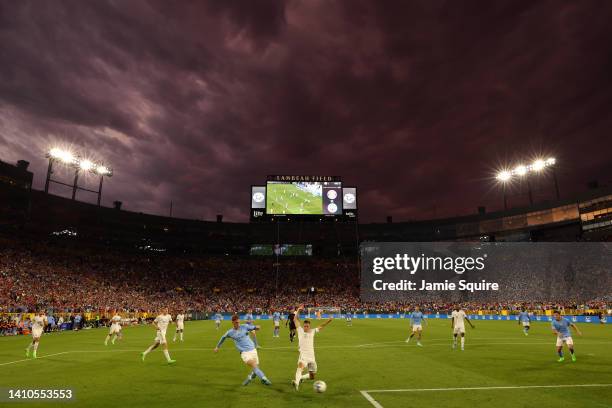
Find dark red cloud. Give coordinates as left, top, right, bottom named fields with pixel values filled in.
left=1, top=0, right=611, bottom=222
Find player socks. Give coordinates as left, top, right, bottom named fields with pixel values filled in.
left=300, top=374, right=310, bottom=380
left=460, top=337, right=465, bottom=350
left=294, top=368, right=302, bottom=385
left=143, top=345, right=154, bottom=356
left=163, top=349, right=172, bottom=362
left=180, top=332, right=183, bottom=341
left=252, top=367, right=266, bottom=379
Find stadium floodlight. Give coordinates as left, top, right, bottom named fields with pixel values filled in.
left=496, top=170, right=512, bottom=182
left=44, top=145, right=113, bottom=206
left=514, top=165, right=528, bottom=176
left=532, top=159, right=546, bottom=172
left=546, top=157, right=556, bottom=166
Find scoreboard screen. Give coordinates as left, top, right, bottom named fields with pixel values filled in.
left=266, top=181, right=342, bottom=215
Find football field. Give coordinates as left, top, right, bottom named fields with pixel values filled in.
left=266, top=183, right=321, bottom=214
left=1, top=319, right=611, bottom=408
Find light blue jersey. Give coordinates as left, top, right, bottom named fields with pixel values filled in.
left=272, top=312, right=281, bottom=323
left=245, top=313, right=254, bottom=322
left=518, top=311, right=530, bottom=323
left=217, top=324, right=257, bottom=352
left=552, top=318, right=571, bottom=337
left=410, top=311, right=424, bottom=325
left=214, top=313, right=223, bottom=321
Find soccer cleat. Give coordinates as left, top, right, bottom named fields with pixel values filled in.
left=292, top=380, right=299, bottom=391
left=167, top=359, right=176, bottom=365
left=32, top=351, right=37, bottom=358
left=261, top=378, right=272, bottom=386
left=571, top=354, right=576, bottom=362
left=141, top=352, right=146, bottom=362
left=417, top=342, right=423, bottom=347
left=557, top=356, right=565, bottom=362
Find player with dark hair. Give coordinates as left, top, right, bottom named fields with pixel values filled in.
left=518, top=308, right=531, bottom=336
left=286, top=307, right=297, bottom=342
left=552, top=311, right=582, bottom=362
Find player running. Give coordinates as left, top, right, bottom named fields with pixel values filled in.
left=105, top=311, right=122, bottom=345
left=406, top=306, right=425, bottom=346
left=518, top=309, right=531, bottom=336
left=291, top=305, right=332, bottom=391
left=141, top=308, right=176, bottom=364
left=214, top=315, right=272, bottom=386
left=551, top=311, right=582, bottom=362
left=25, top=311, right=47, bottom=358
left=451, top=307, right=474, bottom=350
left=173, top=312, right=185, bottom=342
left=214, top=312, right=223, bottom=330
left=287, top=307, right=297, bottom=342
left=272, top=310, right=281, bottom=338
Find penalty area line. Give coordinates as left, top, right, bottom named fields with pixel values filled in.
left=360, top=384, right=612, bottom=408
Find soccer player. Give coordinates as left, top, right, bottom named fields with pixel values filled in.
left=451, top=307, right=474, bottom=350
left=286, top=307, right=297, bottom=342
left=25, top=311, right=47, bottom=358
left=141, top=308, right=176, bottom=364
left=105, top=311, right=122, bottom=345
left=214, top=315, right=271, bottom=386
left=173, top=311, right=185, bottom=342
left=214, top=312, right=223, bottom=330
left=406, top=306, right=425, bottom=346
left=291, top=305, right=332, bottom=391
left=551, top=311, right=582, bottom=362
left=346, top=310, right=353, bottom=326
left=245, top=310, right=259, bottom=348
left=518, top=308, right=531, bottom=336
left=272, top=310, right=281, bottom=338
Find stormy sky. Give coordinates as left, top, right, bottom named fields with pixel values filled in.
left=1, top=0, right=611, bottom=222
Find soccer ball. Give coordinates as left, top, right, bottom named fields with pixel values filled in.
left=313, top=380, right=327, bottom=393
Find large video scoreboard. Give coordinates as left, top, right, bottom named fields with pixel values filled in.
left=250, top=175, right=357, bottom=221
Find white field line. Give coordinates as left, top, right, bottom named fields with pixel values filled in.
left=360, top=384, right=612, bottom=408
left=2, top=340, right=611, bottom=365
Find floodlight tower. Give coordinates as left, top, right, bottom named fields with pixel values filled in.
left=495, top=157, right=559, bottom=209
left=44, top=148, right=113, bottom=206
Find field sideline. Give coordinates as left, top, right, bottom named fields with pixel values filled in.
left=1, top=319, right=611, bottom=408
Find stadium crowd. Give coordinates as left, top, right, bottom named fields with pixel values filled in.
left=1, top=238, right=610, bottom=321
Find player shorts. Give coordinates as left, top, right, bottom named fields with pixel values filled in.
left=109, top=324, right=121, bottom=334
left=32, top=328, right=43, bottom=338
left=154, top=330, right=167, bottom=344
left=215, top=320, right=221, bottom=324
left=453, top=326, right=465, bottom=334
left=177, top=323, right=184, bottom=330
left=412, top=324, right=422, bottom=331
left=522, top=321, right=530, bottom=327
left=556, top=336, right=573, bottom=347
left=240, top=349, right=259, bottom=365
left=298, top=354, right=317, bottom=373
left=274, top=321, right=280, bottom=327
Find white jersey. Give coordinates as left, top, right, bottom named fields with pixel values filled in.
left=154, top=314, right=172, bottom=334
left=176, top=314, right=185, bottom=324
left=32, top=315, right=46, bottom=331
left=297, top=326, right=319, bottom=359
left=111, top=315, right=122, bottom=327
left=452, top=310, right=466, bottom=329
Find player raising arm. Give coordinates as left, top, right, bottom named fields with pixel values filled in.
left=214, top=315, right=272, bottom=386
left=552, top=311, right=582, bottom=362
left=291, top=304, right=332, bottom=391
left=451, top=307, right=474, bottom=351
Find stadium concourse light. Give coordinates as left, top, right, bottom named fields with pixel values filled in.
left=44, top=147, right=113, bottom=206
left=495, top=157, right=559, bottom=208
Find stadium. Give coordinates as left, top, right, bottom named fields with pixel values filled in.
left=1, top=2, right=612, bottom=408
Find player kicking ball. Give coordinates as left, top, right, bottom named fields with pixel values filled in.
left=141, top=308, right=176, bottom=364
left=451, top=307, right=474, bottom=351
left=291, top=305, right=332, bottom=391
left=552, top=311, right=581, bottom=362
left=214, top=315, right=271, bottom=386
left=406, top=306, right=425, bottom=346
left=104, top=311, right=122, bottom=345
left=518, top=308, right=531, bottom=336
left=25, top=311, right=47, bottom=358
left=173, top=311, right=185, bottom=342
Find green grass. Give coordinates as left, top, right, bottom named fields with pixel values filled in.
left=1, top=319, right=611, bottom=408
left=266, top=183, right=321, bottom=214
